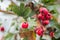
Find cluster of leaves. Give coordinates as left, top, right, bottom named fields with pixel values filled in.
left=7, top=2, right=31, bottom=19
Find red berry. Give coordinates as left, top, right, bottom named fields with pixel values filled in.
left=34, top=27, right=40, bottom=32
left=39, top=7, right=49, bottom=15
left=36, top=29, right=43, bottom=36
left=42, top=20, right=49, bottom=25
left=50, top=32, right=54, bottom=37
left=46, top=13, right=51, bottom=20
left=22, top=22, right=28, bottom=28
left=38, top=13, right=44, bottom=20
left=0, top=27, right=5, bottom=32
left=34, top=26, right=44, bottom=32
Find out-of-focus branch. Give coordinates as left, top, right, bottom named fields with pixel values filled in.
left=0, top=10, right=15, bottom=15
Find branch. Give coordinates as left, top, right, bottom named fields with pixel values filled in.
left=0, top=10, right=15, bottom=15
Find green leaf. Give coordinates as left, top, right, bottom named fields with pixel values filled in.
left=11, top=22, right=15, bottom=26
left=19, top=3, right=25, bottom=16
left=29, top=11, right=35, bottom=17
left=41, top=0, right=56, bottom=5
left=53, top=23, right=60, bottom=37
left=47, top=5, right=59, bottom=15
left=23, top=7, right=31, bottom=18
left=55, top=30, right=60, bottom=39
left=40, top=36, right=43, bottom=40
left=55, top=23, right=60, bottom=29
left=4, top=33, right=14, bottom=40
left=27, top=17, right=36, bottom=29
left=12, top=5, right=20, bottom=16
left=16, top=25, right=19, bottom=30
left=47, top=6, right=56, bottom=12
left=23, top=37, right=28, bottom=40
left=47, top=5, right=59, bottom=21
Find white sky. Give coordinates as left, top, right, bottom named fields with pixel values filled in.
left=0, top=1, right=11, bottom=10
left=0, top=0, right=39, bottom=10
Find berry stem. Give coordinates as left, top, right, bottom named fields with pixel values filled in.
left=40, top=36, right=42, bottom=40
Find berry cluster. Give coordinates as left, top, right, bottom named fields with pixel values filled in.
left=21, top=7, right=54, bottom=38
left=36, top=7, right=54, bottom=37
left=38, top=7, right=51, bottom=25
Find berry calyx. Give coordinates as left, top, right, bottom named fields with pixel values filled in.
left=50, top=32, right=54, bottom=38
left=0, top=27, right=5, bottom=32
left=22, top=22, right=28, bottom=28
left=39, top=7, right=49, bottom=15
left=42, top=20, right=49, bottom=25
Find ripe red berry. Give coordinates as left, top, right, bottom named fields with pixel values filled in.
left=39, top=7, right=49, bottom=15
left=46, top=13, right=51, bottom=20
left=42, top=20, right=49, bottom=25
left=38, top=13, right=44, bottom=20
left=34, top=27, right=40, bottom=32
left=22, top=22, right=28, bottom=28
left=0, top=27, right=5, bottom=32
left=36, top=29, right=43, bottom=36
left=50, top=32, right=54, bottom=38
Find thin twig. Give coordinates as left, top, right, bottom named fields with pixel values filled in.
left=0, top=10, right=15, bottom=15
